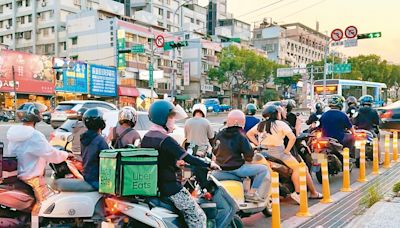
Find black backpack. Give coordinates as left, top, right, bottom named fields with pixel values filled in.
left=111, top=127, right=133, bottom=149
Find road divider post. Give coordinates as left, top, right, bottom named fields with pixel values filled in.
left=372, top=138, right=380, bottom=175
left=320, top=159, right=333, bottom=203
left=341, top=148, right=352, bottom=192
left=393, top=131, right=398, bottom=162
left=384, top=133, right=391, bottom=168
left=357, top=141, right=367, bottom=182
left=296, top=162, right=311, bottom=217
left=271, top=172, right=280, bottom=228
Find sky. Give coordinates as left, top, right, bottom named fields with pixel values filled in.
left=198, top=0, right=400, bottom=64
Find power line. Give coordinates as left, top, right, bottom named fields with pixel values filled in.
left=277, top=0, right=328, bottom=21
left=252, top=0, right=302, bottom=23
left=237, top=0, right=284, bottom=18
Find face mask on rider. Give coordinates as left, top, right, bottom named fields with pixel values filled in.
left=166, top=117, right=175, bottom=133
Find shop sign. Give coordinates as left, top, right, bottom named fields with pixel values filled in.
left=0, top=50, right=55, bottom=94
left=183, top=62, right=190, bottom=86
left=89, top=64, right=117, bottom=97
left=117, top=30, right=126, bottom=70
left=201, top=84, right=214, bottom=92
left=54, top=58, right=88, bottom=93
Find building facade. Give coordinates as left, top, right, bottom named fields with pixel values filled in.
left=252, top=21, right=329, bottom=67
left=0, top=0, right=123, bottom=57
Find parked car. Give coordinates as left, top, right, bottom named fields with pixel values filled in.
left=377, top=101, right=400, bottom=130
left=50, top=100, right=117, bottom=129
left=219, top=104, right=232, bottom=112
left=49, top=111, right=185, bottom=151
left=203, top=98, right=221, bottom=113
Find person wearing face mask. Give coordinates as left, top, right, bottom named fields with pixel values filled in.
left=141, top=100, right=221, bottom=228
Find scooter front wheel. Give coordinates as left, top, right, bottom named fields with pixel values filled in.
left=262, top=195, right=272, bottom=217
left=230, top=215, right=244, bottom=228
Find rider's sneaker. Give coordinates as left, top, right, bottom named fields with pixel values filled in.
left=245, top=192, right=264, bottom=203
left=290, top=192, right=301, bottom=205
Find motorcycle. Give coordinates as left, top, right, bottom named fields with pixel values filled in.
left=354, top=129, right=375, bottom=168
left=294, top=133, right=314, bottom=171
left=211, top=153, right=272, bottom=218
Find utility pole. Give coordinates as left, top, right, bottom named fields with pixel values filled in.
left=149, top=34, right=155, bottom=103
left=322, top=38, right=330, bottom=100
left=11, top=66, right=17, bottom=112
left=310, top=65, right=314, bottom=105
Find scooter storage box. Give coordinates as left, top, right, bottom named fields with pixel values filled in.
left=99, top=147, right=158, bottom=196
left=0, top=142, right=18, bottom=184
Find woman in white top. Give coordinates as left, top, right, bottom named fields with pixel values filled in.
left=247, top=105, right=322, bottom=204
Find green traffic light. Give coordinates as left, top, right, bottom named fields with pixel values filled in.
left=357, top=32, right=382, bottom=40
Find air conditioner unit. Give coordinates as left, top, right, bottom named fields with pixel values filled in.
left=5, top=25, right=11, bottom=29
left=37, top=13, right=41, bottom=18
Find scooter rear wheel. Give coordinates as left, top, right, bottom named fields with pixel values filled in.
left=262, top=195, right=272, bottom=217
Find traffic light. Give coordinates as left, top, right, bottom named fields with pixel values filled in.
left=357, top=32, right=382, bottom=40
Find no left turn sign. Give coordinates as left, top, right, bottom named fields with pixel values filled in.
left=345, top=26, right=358, bottom=39
left=331, top=28, right=344, bottom=41
left=155, top=35, right=165, bottom=48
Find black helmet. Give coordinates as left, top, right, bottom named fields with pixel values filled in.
left=328, top=95, right=345, bottom=110
left=262, top=105, right=278, bottom=119
left=17, top=102, right=47, bottom=123
left=315, top=102, right=324, bottom=113
left=149, top=100, right=175, bottom=127
left=76, top=107, right=88, bottom=121
left=83, top=108, right=106, bottom=131
left=245, top=103, right=257, bottom=115
left=346, top=96, right=358, bottom=106
left=359, top=95, right=374, bottom=106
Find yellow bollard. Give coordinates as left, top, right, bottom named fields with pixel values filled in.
left=384, top=134, right=391, bottom=168
left=372, top=138, right=380, bottom=175
left=341, top=148, right=352, bottom=192
left=296, top=162, right=311, bottom=217
left=320, top=159, right=333, bottom=204
left=357, top=141, right=368, bottom=182
left=271, top=172, right=281, bottom=228
left=393, top=131, right=398, bottom=163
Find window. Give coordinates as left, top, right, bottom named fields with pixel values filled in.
left=0, top=5, right=3, bottom=13
left=71, top=37, right=78, bottom=45
left=51, top=26, right=55, bottom=33
left=190, top=18, right=194, bottom=23
left=70, top=55, right=78, bottom=60
left=0, top=36, right=3, bottom=43
left=8, top=19, right=12, bottom=26
left=158, top=8, right=163, bottom=16
left=25, top=0, right=30, bottom=7
left=256, top=33, right=261, bottom=39
left=24, top=31, right=31, bottom=39
left=49, top=10, right=54, bottom=18
left=61, top=41, right=66, bottom=51
left=20, top=16, right=25, bottom=24
left=43, top=28, right=49, bottom=36
left=28, top=14, right=32, bottom=22
left=17, top=1, right=23, bottom=7
left=196, top=19, right=200, bottom=25
left=166, top=0, right=171, bottom=4
left=0, top=21, right=2, bottom=28
left=158, top=21, right=163, bottom=27
left=167, top=11, right=171, bottom=19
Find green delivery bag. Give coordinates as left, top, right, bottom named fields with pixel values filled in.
left=99, top=147, right=158, bottom=196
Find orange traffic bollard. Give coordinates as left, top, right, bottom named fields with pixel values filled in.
left=393, top=131, right=398, bottom=163
left=357, top=141, right=367, bottom=182
left=341, top=148, right=352, bottom=192
left=384, top=134, right=391, bottom=168
left=271, top=172, right=280, bottom=228
left=296, top=162, right=311, bottom=217
left=372, top=138, right=380, bottom=175
left=320, top=159, right=333, bottom=204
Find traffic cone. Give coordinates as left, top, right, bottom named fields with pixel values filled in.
left=384, top=134, right=391, bottom=168
left=271, top=172, right=281, bottom=228
left=393, top=131, right=398, bottom=163
left=341, top=148, right=352, bottom=192
left=372, top=138, right=380, bottom=175
left=357, top=141, right=368, bottom=182
left=296, top=162, right=311, bottom=217
left=320, top=159, right=333, bottom=204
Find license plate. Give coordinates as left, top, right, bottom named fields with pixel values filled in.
left=51, top=113, right=66, bottom=121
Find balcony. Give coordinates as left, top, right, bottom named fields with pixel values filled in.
left=127, top=61, right=147, bottom=70
left=159, top=66, right=173, bottom=74
left=131, top=0, right=148, bottom=8
left=206, top=55, right=218, bottom=63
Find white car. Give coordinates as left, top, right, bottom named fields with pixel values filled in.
left=51, top=100, right=118, bottom=129
left=49, top=111, right=186, bottom=151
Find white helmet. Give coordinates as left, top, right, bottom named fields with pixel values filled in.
left=118, top=106, right=137, bottom=127
left=192, top=103, right=207, bottom=118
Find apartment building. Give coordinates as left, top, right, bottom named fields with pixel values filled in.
left=0, top=0, right=123, bottom=57
left=215, top=18, right=251, bottom=42
left=253, top=21, right=329, bottom=67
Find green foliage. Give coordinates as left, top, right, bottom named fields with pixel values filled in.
left=392, top=182, right=400, bottom=193
left=360, top=184, right=383, bottom=208
left=262, top=89, right=278, bottom=103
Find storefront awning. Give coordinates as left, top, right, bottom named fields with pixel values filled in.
left=118, top=86, right=140, bottom=97
left=137, top=88, right=158, bottom=99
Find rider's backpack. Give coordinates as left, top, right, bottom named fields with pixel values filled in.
left=111, top=127, right=133, bottom=149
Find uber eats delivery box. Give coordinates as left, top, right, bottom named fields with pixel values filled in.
left=99, top=147, right=158, bottom=196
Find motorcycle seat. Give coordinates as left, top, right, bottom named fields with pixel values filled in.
left=210, top=171, right=242, bottom=182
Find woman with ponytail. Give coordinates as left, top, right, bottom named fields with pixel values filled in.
left=247, top=105, right=322, bottom=204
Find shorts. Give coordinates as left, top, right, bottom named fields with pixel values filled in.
left=24, top=176, right=53, bottom=203
left=262, top=145, right=300, bottom=170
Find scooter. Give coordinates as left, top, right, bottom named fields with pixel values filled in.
left=354, top=129, right=375, bottom=168
left=211, top=153, right=273, bottom=218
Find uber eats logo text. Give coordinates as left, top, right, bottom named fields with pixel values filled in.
left=132, top=173, right=152, bottom=189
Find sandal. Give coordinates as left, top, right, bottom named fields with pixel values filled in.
left=309, top=192, right=323, bottom=199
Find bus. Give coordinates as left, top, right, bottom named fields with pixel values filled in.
left=313, top=79, right=387, bottom=107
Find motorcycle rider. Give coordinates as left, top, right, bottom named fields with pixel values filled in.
left=244, top=103, right=260, bottom=133
left=354, top=95, right=380, bottom=136
left=306, top=102, right=324, bottom=127
left=71, top=107, right=88, bottom=155
left=213, top=109, right=269, bottom=203
left=284, top=100, right=301, bottom=136
left=7, top=102, right=69, bottom=205
left=247, top=105, right=322, bottom=204
left=107, top=106, right=141, bottom=149
left=346, top=96, right=358, bottom=120
left=320, top=95, right=356, bottom=159
left=141, top=100, right=221, bottom=228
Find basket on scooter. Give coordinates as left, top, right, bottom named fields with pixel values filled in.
left=99, top=146, right=158, bottom=197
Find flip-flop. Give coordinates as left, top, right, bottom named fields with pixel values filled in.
left=309, top=192, right=323, bottom=199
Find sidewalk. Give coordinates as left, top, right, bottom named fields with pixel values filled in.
left=346, top=197, right=400, bottom=228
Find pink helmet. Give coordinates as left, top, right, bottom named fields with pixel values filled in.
left=226, top=109, right=246, bottom=128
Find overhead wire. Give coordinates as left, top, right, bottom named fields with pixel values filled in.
left=251, top=0, right=302, bottom=23
left=236, top=0, right=284, bottom=18
left=277, top=0, right=329, bottom=21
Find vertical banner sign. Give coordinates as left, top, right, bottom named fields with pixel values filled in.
left=89, top=64, right=117, bottom=97
left=117, top=30, right=126, bottom=70
left=183, top=62, right=190, bottom=86
left=149, top=64, right=154, bottom=88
